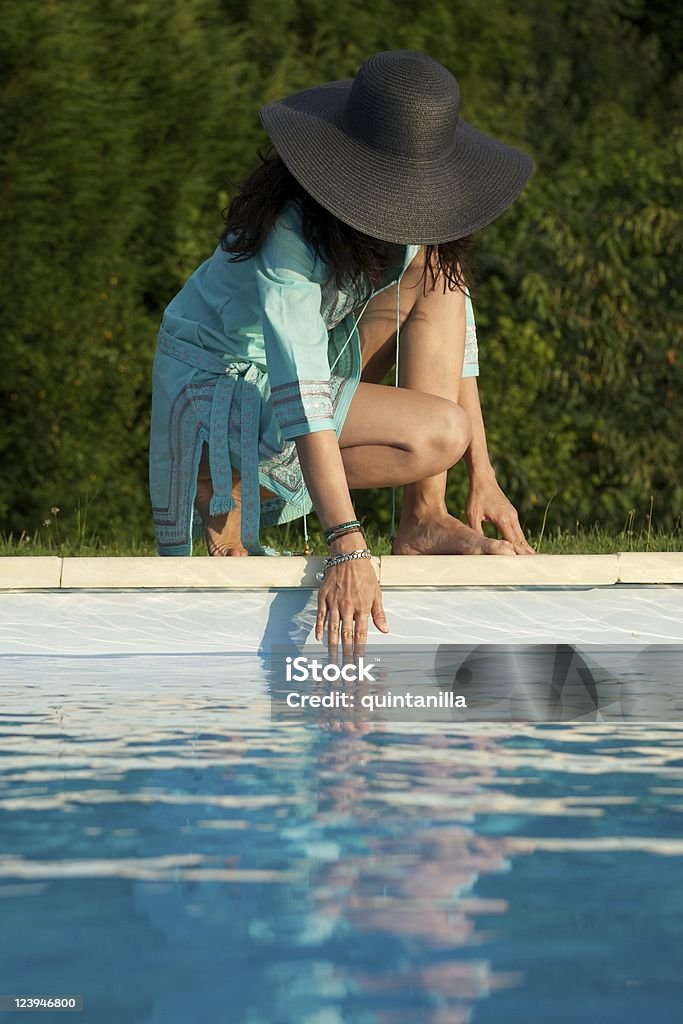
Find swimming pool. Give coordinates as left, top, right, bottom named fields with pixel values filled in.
left=1, top=584, right=682, bottom=1023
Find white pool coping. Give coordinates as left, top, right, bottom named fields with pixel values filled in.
left=0, top=552, right=682, bottom=590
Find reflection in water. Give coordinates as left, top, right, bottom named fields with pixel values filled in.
left=306, top=731, right=518, bottom=1021
left=1, top=654, right=683, bottom=1022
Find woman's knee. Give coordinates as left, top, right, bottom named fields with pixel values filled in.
left=419, top=399, right=471, bottom=472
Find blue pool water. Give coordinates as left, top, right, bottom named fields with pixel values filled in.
left=1, top=588, right=682, bottom=1023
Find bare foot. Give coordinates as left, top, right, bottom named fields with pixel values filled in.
left=195, top=472, right=249, bottom=557
left=195, top=446, right=248, bottom=557
left=391, top=511, right=517, bottom=555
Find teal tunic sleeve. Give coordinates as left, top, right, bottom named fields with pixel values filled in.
left=254, top=211, right=337, bottom=441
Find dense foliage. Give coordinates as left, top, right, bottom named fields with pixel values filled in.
left=1, top=0, right=681, bottom=539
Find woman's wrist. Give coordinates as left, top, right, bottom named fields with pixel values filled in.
left=329, top=529, right=367, bottom=554
left=315, top=545, right=372, bottom=582
left=465, top=452, right=496, bottom=482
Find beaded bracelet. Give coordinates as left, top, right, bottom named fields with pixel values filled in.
left=326, top=526, right=365, bottom=546
left=324, top=519, right=362, bottom=543
left=315, top=548, right=372, bottom=582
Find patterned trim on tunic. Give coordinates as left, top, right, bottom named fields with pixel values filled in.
left=151, top=382, right=208, bottom=548
left=464, top=322, right=478, bottom=368
left=320, top=276, right=365, bottom=330
left=224, top=369, right=349, bottom=502
left=208, top=316, right=357, bottom=512
left=271, top=379, right=334, bottom=432
left=231, top=393, right=302, bottom=498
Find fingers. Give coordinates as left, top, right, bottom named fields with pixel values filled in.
left=470, top=498, right=535, bottom=554
left=492, top=507, right=536, bottom=553
left=495, top=511, right=520, bottom=544
left=316, top=597, right=389, bottom=648
left=372, top=594, right=390, bottom=634
left=506, top=524, right=536, bottom=555
left=353, top=612, right=368, bottom=659
left=340, top=615, right=355, bottom=660
left=484, top=537, right=517, bottom=556
left=467, top=507, right=486, bottom=535
left=327, top=616, right=341, bottom=658
left=315, top=603, right=342, bottom=649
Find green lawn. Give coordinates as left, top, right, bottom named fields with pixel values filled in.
left=1, top=513, right=681, bottom=557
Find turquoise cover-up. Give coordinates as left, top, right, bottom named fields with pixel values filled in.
left=148, top=199, right=480, bottom=556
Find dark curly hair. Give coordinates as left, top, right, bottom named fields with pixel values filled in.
left=219, top=144, right=476, bottom=304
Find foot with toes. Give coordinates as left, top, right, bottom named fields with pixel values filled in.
left=391, top=511, right=519, bottom=555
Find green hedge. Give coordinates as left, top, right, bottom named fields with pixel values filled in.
left=1, top=0, right=680, bottom=538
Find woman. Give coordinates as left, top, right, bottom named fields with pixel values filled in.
left=149, top=49, right=536, bottom=647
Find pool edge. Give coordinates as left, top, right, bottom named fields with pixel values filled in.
left=1, top=552, right=682, bottom=590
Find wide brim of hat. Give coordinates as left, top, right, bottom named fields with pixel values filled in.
left=260, top=80, right=533, bottom=245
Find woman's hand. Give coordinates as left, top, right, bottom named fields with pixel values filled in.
left=315, top=544, right=389, bottom=654
left=466, top=468, right=536, bottom=555
left=293, top=431, right=390, bottom=648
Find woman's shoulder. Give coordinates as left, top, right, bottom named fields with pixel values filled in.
left=257, top=198, right=326, bottom=283
left=271, top=197, right=311, bottom=251
left=278, top=195, right=304, bottom=225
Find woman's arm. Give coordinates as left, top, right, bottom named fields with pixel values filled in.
left=295, top=429, right=390, bottom=643
left=459, top=375, right=536, bottom=553
left=459, top=375, right=496, bottom=483
left=294, top=430, right=358, bottom=538
left=252, top=213, right=390, bottom=642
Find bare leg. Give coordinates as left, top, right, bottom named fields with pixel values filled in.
left=345, top=251, right=515, bottom=555
left=339, top=381, right=471, bottom=485
left=338, top=383, right=514, bottom=555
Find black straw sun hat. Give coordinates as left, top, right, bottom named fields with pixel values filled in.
left=259, top=49, right=533, bottom=245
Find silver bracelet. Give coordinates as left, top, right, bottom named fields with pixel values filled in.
left=315, top=548, right=372, bottom=582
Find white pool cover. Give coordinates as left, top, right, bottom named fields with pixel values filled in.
left=0, top=585, right=682, bottom=656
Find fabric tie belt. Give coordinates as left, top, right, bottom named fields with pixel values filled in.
left=157, top=327, right=278, bottom=556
